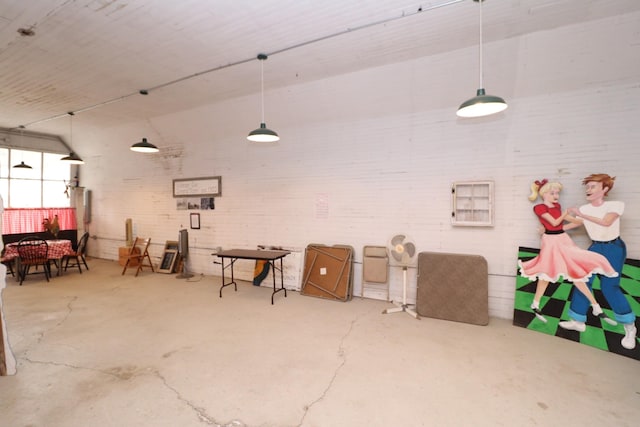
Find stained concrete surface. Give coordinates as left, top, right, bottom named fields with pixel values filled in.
left=0, top=258, right=638, bottom=426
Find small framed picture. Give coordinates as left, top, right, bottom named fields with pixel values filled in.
left=190, top=212, right=200, bottom=229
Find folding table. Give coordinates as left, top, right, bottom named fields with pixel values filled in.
left=216, top=249, right=290, bottom=304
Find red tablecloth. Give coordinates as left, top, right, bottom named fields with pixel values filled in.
left=4, top=240, right=74, bottom=261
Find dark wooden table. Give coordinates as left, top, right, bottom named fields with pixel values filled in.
left=216, top=249, right=291, bottom=304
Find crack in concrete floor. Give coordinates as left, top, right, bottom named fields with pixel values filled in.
left=20, top=356, right=246, bottom=427
left=12, top=285, right=372, bottom=427
left=16, top=294, right=240, bottom=426
left=297, top=314, right=359, bottom=427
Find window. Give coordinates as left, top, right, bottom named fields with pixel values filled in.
left=451, top=181, right=494, bottom=227
left=0, top=148, right=71, bottom=208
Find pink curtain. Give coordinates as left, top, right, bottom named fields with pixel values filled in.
left=2, top=208, right=77, bottom=234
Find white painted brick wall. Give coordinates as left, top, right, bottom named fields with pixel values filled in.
left=81, top=12, right=640, bottom=319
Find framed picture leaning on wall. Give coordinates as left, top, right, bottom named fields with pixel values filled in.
left=158, top=250, right=178, bottom=274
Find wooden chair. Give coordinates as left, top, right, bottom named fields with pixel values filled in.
left=64, top=232, right=90, bottom=274
left=16, top=237, right=51, bottom=285
left=121, top=237, right=155, bottom=276
left=1, top=248, right=15, bottom=277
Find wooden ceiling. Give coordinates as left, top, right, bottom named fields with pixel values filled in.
left=1, top=0, right=638, bottom=142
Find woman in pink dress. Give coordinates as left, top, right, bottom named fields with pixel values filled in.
left=518, top=179, right=617, bottom=324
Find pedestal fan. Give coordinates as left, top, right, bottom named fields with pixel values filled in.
left=383, top=234, right=419, bottom=319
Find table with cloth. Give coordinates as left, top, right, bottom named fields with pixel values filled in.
left=3, top=239, right=74, bottom=279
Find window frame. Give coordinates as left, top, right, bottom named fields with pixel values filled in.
left=0, top=147, right=72, bottom=209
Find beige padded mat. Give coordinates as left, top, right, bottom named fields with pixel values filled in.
left=416, top=251, right=489, bottom=325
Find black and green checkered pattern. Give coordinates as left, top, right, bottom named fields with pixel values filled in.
left=514, top=246, right=640, bottom=361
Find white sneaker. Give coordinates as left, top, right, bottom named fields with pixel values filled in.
left=622, top=323, right=637, bottom=350
left=531, top=306, right=547, bottom=323
left=558, top=319, right=586, bottom=332
left=592, top=305, right=618, bottom=326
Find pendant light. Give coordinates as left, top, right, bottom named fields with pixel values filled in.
left=61, top=112, right=85, bottom=164
left=456, top=0, right=507, bottom=118
left=247, top=53, right=279, bottom=142
left=13, top=161, right=32, bottom=169
left=130, top=137, right=159, bottom=153
left=13, top=126, right=32, bottom=169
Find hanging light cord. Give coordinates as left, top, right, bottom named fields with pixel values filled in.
left=20, top=0, right=465, bottom=129
left=260, top=58, right=266, bottom=124
left=69, top=112, right=74, bottom=145
left=478, top=0, right=484, bottom=89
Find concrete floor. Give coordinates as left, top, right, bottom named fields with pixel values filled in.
left=1, top=258, right=638, bottom=427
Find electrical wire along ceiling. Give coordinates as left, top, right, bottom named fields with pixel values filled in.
left=0, top=0, right=638, bottom=141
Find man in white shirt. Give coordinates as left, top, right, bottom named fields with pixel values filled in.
left=560, top=174, right=637, bottom=350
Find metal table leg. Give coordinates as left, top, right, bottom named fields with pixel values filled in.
left=219, top=258, right=238, bottom=297
left=270, top=258, right=287, bottom=304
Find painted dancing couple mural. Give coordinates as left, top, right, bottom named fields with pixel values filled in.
left=517, top=173, right=638, bottom=356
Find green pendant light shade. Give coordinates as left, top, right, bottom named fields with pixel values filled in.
left=130, top=137, right=159, bottom=153
left=457, top=88, right=507, bottom=118
left=61, top=152, right=85, bottom=164
left=13, top=161, right=32, bottom=169
left=248, top=123, right=279, bottom=142
left=456, top=0, right=507, bottom=118
left=247, top=54, right=279, bottom=142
